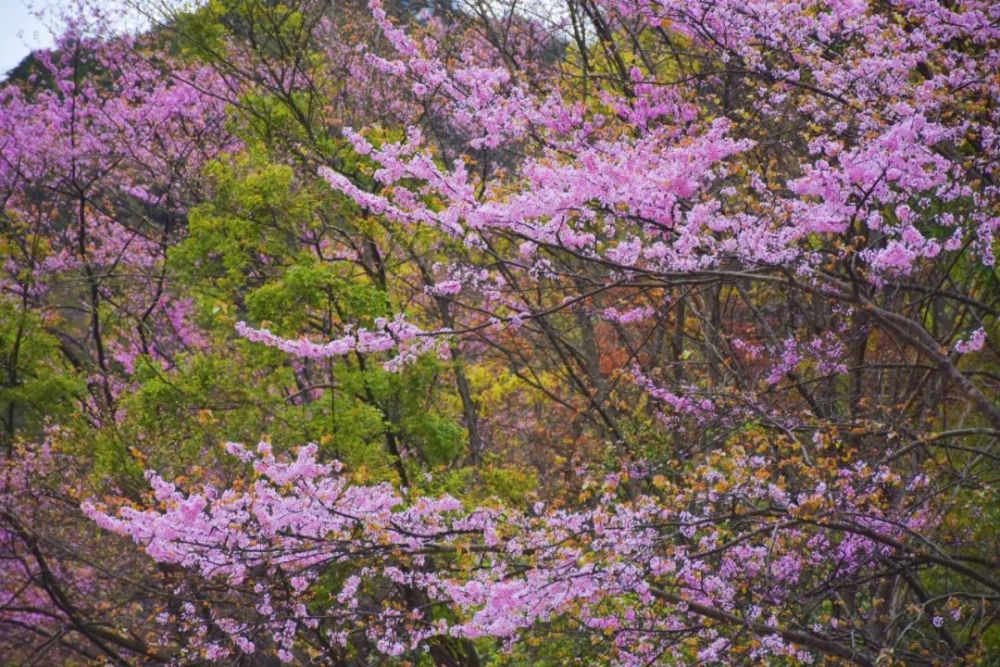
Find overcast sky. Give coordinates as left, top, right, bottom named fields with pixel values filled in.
left=0, top=1, right=52, bottom=76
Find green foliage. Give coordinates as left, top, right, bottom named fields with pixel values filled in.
left=0, top=300, right=82, bottom=445
left=132, top=139, right=478, bottom=492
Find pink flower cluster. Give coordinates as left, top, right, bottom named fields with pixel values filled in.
left=83, top=440, right=937, bottom=664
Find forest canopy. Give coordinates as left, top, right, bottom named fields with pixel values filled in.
left=0, top=0, right=998, bottom=664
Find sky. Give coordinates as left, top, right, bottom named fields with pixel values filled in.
left=0, top=1, right=52, bottom=76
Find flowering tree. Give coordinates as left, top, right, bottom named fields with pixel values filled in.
left=0, top=8, right=238, bottom=662
left=3, top=0, right=999, bottom=664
